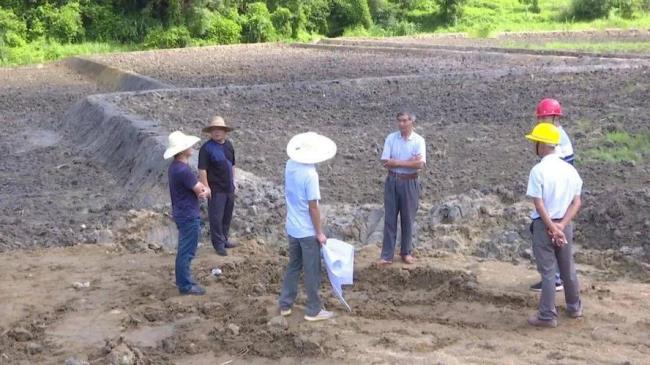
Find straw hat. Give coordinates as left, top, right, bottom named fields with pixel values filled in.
left=163, top=131, right=200, bottom=159
left=286, top=132, right=337, bottom=164
left=202, top=116, right=234, bottom=133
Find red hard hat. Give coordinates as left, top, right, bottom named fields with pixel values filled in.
left=536, top=98, right=563, bottom=118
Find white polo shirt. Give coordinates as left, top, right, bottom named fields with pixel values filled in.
left=380, top=131, right=427, bottom=174
left=285, top=159, right=321, bottom=238
left=556, top=126, right=575, bottom=161
left=526, top=154, right=583, bottom=220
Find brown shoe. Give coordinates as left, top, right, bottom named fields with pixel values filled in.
left=568, top=308, right=583, bottom=319
left=401, top=255, right=415, bottom=264
left=527, top=315, right=557, bottom=328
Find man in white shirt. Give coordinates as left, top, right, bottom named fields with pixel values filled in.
left=278, top=132, right=337, bottom=322
left=530, top=98, right=575, bottom=292
left=525, top=123, right=583, bottom=328
left=379, top=111, right=426, bottom=265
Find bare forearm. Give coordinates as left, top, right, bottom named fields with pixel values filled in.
left=560, top=197, right=581, bottom=227
left=309, top=206, right=322, bottom=235
left=198, top=170, right=209, bottom=187
left=533, top=198, right=555, bottom=229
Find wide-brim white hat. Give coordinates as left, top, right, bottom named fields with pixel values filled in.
left=286, top=132, right=337, bottom=164
left=163, top=131, right=200, bottom=159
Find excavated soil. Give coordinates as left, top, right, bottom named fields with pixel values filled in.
left=1, top=36, right=649, bottom=364
left=1, top=242, right=649, bottom=364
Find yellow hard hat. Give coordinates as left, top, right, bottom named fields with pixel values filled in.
left=525, top=122, right=560, bottom=145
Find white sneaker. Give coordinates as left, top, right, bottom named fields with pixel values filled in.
left=304, top=309, right=335, bottom=322
left=280, top=308, right=292, bottom=316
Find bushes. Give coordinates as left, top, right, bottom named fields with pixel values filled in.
left=0, top=8, right=27, bottom=47
left=568, top=0, right=612, bottom=20
left=207, top=16, right=242, bottom=44
left=271, top=7, right=292, bottom=37
left=242, top=2, right=277, bottom=43
left=436, top=0, right=465, bottom=25
left=328, top=0, right=373, bottom=36
left=48, top=2, right=84, bottom=43
left=144, top=26, right=192, bottom=48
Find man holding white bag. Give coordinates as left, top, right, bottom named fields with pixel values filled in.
left=278, top=132, right=337, bottom=322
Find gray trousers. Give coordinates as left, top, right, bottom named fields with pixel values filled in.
left=381, top=175, right=420, bottom=260
left=278, top=235, right=322, bottom=317
left=207, top=191, right=234, bottom=251
left=532, top=219, right=581, bottom=320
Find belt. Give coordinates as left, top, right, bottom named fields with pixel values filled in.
left=388, top=171, right=418, bottom=180
left=532, top=217, right=563, bottom=222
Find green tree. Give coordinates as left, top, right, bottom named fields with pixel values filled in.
left=328, top=0, right=373, bottom=36
left=569, top=0, right=612, bottom=20
left=271, top=6, right=292, bottom=37
left=241, top=2, right=276, bottom=42
left=436, top=0, right=465, bottom=25
left=0, top=7, right=27, bottom=47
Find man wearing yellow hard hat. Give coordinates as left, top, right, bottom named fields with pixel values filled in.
left=525, top=123, right=583, bottom=328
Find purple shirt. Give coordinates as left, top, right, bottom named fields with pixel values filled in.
left=168, top=160, right=200, bottom=221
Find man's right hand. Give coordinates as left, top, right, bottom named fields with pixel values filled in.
left=202, top=186, right=212, bottom=200
left=548, top=225, right=567, bottom=247
left=316, top=232, right=327, bottom=246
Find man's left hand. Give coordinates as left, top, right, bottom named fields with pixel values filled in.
left=383, top=159, right=400, bottom=168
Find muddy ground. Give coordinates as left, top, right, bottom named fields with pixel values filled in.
left=90, top=43, right=624, bottom=88
left=1, top=35, right=649, bottom=364
left=1, top=242, right=649, bottom=365
left=0, top=64, right=136, bottom=251
left=109, top=63, right=650, bottom=263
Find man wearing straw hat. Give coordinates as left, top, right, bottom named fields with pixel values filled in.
left=379, top=111, right=426, bottom=266
left=198, top=116, right=237, bottom=256
left=164, top=131, right=210, bottom=295
left=279, top=132, right=337, bottom=322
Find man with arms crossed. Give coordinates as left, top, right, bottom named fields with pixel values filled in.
left=379, top=111, right=426, bottom=265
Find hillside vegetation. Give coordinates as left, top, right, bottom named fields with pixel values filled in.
left=1, top=0, right=650, bottom=65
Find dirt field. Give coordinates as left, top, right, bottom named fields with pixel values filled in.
left=1, top=35, right=649, bottom=364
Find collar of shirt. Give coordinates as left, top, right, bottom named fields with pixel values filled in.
left=540, top=153, right=560, bottom=163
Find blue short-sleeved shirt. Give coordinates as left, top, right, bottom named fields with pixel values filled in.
left=198, top=139, right=235, bottom=193
left=284, top=159, right=321, bottom=239
left=168, top=160, right=200, bottom=221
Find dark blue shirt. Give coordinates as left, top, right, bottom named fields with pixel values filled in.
left=168, top=160, right=200, bottom=221
left=198, top=139, right=235, bottom=193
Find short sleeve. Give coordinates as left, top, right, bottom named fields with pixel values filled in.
left=574, top=173, right=583, bottom=196
left=181, top=166, right=198, bottom=190
left=305, top=171, right=321, bottom=202
left=526, top=167, right=543, bottom=199
left=198, top=144, right=209, bottom=170
left=380, top=135, right=392, bottom=160
left=417, top=137, right=427, bottom=164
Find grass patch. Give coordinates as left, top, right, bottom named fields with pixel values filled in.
left=503, top=40, right=650, bottom=54
left=439, top=0, right=650, bottom=36
left=582, top=131, right=650, bottom=163
left=0, top=40, right=140, bottom=67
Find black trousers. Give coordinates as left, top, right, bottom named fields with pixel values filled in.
left=208, top=190, right=235, bottom=251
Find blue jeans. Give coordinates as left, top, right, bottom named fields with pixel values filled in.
left=175, top=217, right=200, bottom=293
left=278, top=235, right=322, bottom=317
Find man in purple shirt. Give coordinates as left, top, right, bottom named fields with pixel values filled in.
left=164, top=131, right=210, bottom=295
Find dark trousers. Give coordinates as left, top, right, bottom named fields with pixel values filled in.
left=381, top=175, right=420, bottom=260
left=175, top=217, right=200, bottom=292
left=208, top=190, right=235, bottom=251
left=278, top=235, right=322, bottom=316
left=532, top=219, right=581, bottom=320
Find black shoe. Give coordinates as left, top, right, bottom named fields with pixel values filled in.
left=530, top=281, right=564, bottom=292
left=180, top=285, right=206, bottom=296
left=225, top=241, right=238, bottom=249
left=216, top=247, right=228, bottom=256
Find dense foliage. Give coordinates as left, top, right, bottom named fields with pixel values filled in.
left=1, top=0, right=649, bottom=62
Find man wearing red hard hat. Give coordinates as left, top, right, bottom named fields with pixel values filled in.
left=529, top=98, right=576, bottom=293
